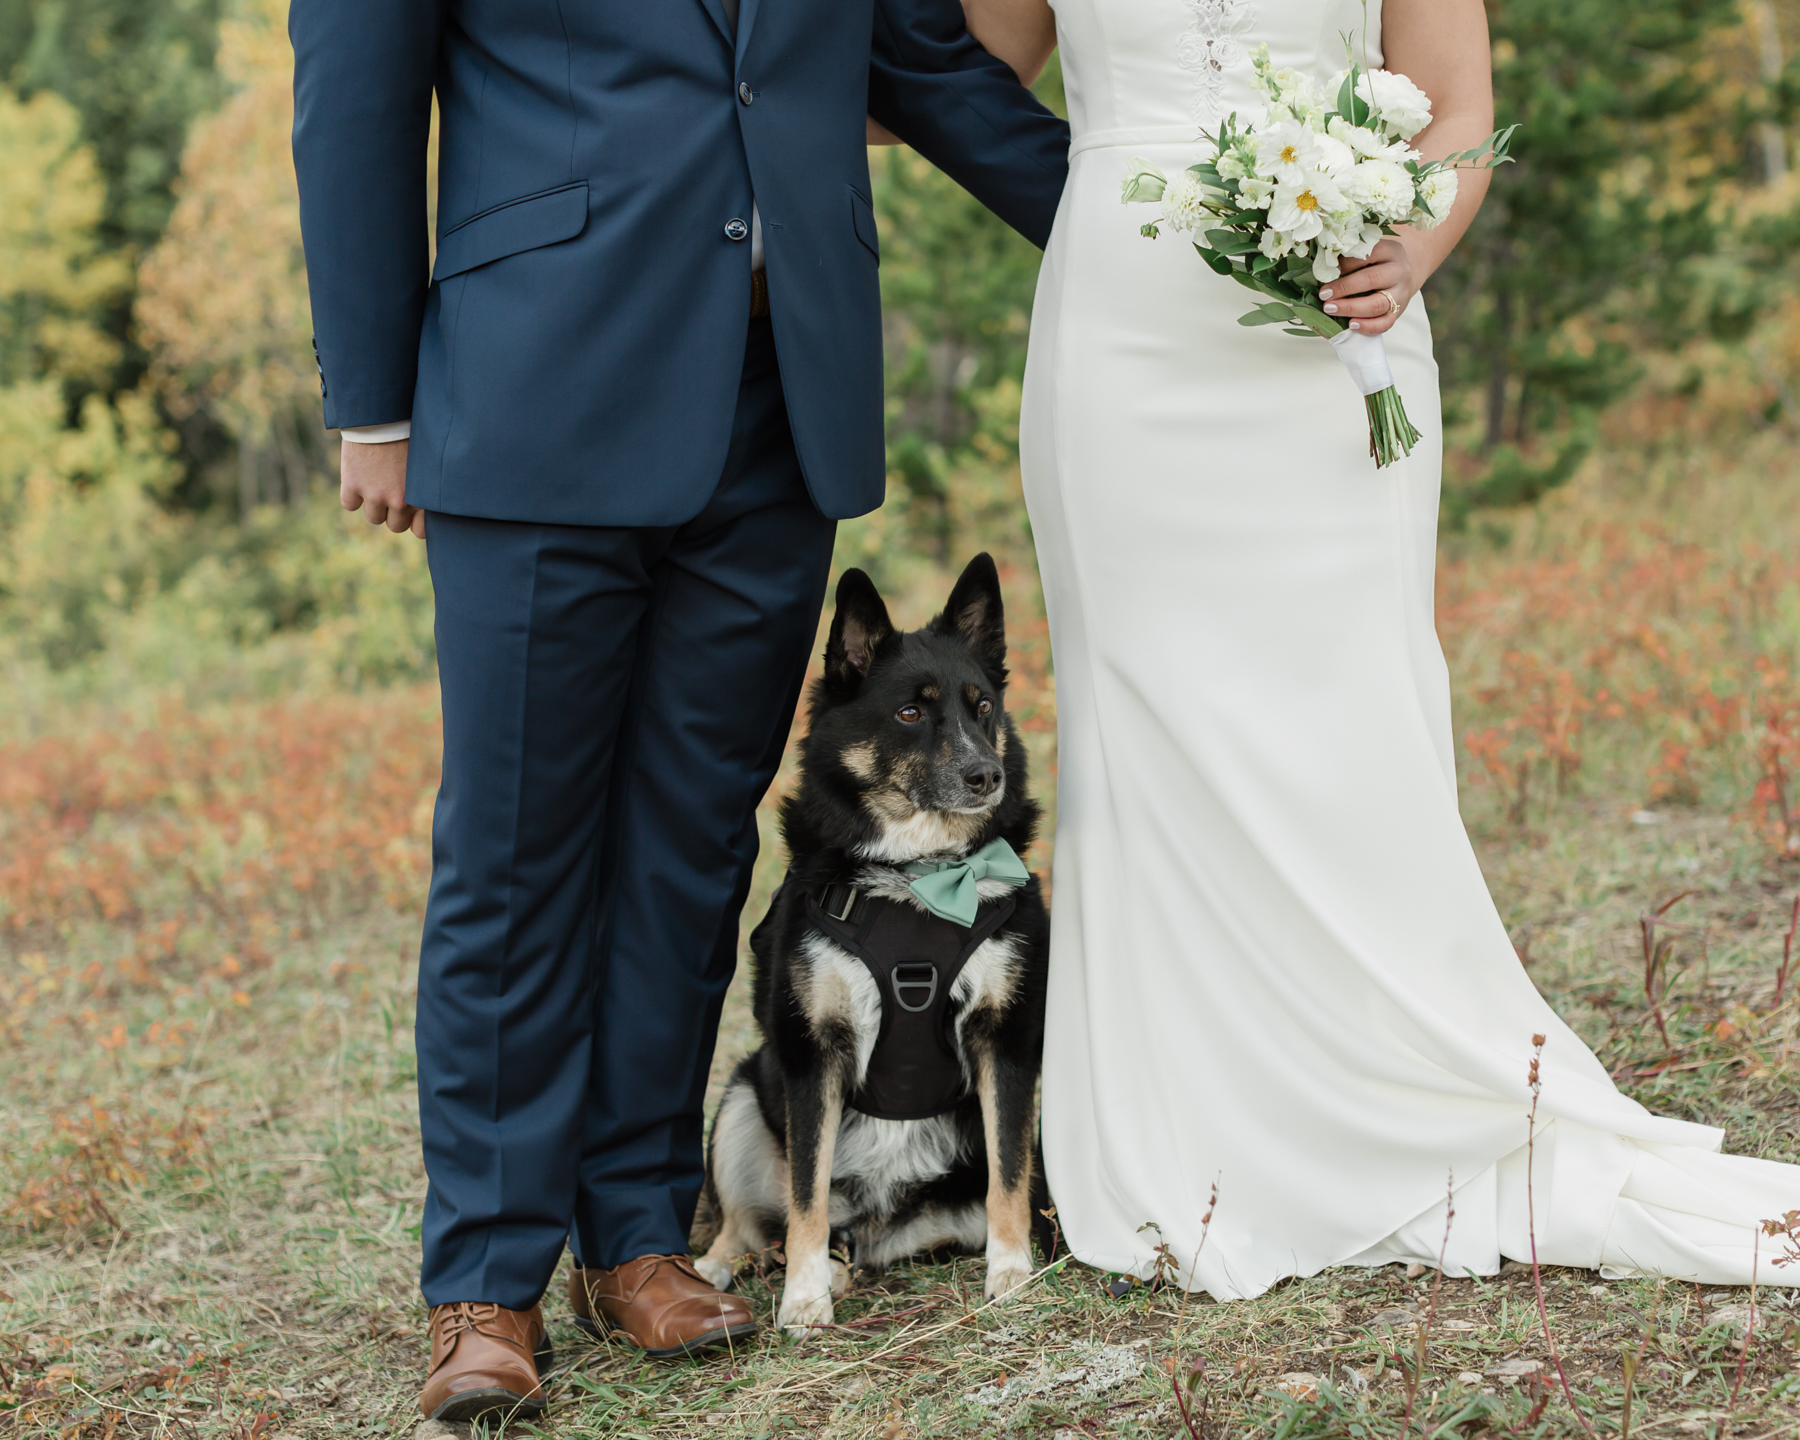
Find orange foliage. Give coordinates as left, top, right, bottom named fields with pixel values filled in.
left=1438, top=521, right=1800, bottom=856
left=0, top=687, right=441, bottom=947
left=2, top=1099, right=211, bottom=1237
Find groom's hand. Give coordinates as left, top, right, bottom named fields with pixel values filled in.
left=340, top=438, right=425, bottom=538
left=1319, top=238, right=1416, bottom=339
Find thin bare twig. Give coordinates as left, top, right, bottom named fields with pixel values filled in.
left=1728, top=1228, right=1760, bottom=1415
left=1619, top=1277, right=1665, bottom=1440
left=1167, top=1183, right=1220, bottom=1440
left=1640, top=892, right=1695, bottom=1052
left=1774, top=895, right=1800, bottom=1007
left=1400, top=1169, right=1456, bottom=1440
left=1525, top=1034, right=1599, bottom=1437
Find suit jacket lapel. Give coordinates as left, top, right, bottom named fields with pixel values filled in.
left=696, top=0, right=733, bottom=48
left=735, top=0, right=763, bottom=60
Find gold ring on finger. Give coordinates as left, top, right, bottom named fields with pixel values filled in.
left=1381, top=290, right=1400, bottom=318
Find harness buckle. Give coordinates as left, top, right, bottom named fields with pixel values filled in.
left=820, top=884, right=860, bottom=923
left=891, top=962, right=939, bottom=1014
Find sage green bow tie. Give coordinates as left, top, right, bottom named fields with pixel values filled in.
left=903, top=837, right=1030, bottom=927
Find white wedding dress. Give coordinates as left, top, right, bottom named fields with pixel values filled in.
left=1024, top=0, right=1800, bottom=1297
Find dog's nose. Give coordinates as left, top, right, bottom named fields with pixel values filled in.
left=963, top=763, right=1003, bottom=797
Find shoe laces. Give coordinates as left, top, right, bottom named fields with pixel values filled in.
left=433, top=1301, right=506, bottom=1341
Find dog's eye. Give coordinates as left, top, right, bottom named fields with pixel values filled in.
left=896, top=705, right=923, bottom=724
left=977, top=698, right=994, bottom=717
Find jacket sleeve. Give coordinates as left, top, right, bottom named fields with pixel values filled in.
left=289, top=0, right=442, bottom=430
left=868, top=0, right=1070, bottom=249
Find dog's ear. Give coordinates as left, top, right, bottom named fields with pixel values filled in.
left=934, top=553, right=1006, bottom=667
left=825, top=569, right=895, bottom=689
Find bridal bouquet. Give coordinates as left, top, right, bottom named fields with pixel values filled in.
left=1123, top=46, right=1513, bottom=468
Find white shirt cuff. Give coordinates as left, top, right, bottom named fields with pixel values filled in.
left=340, top=421, right=412, bottom=444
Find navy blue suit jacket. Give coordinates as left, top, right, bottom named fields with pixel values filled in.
left=290, top=0, right=1069, bottom=525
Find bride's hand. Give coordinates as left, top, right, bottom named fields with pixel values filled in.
left=1318, top=239, right=1415, bottom=338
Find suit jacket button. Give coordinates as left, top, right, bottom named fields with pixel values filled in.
left=724, top=217, right=749, bottom=241
left=738, top=81, right=754, bottom=105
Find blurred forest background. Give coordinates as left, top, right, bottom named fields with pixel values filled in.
left=0, top=0, right=1795, bottom=707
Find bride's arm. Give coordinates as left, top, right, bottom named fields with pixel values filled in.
left=960, top=0, right=1057, bottom=87
left=1318, top=0, right=1494, bottom=337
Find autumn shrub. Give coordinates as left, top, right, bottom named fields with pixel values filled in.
left=0, top=686, right=440, bottom=947
left=1, top=1098, right=212, bottom=1239
left=1440, top=449, right=1800, bottom=859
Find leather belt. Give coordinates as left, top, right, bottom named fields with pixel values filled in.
left=751, top=270, right=770, bottom=318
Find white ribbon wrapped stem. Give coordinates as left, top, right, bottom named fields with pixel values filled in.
left=1328, top=328, right=1396, bottom=397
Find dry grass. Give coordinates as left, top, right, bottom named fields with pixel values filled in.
left=7, top=446, right=1800, bottom=1439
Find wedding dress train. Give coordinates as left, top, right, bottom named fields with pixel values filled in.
left=1023, top=0, right=1800, bottom=1297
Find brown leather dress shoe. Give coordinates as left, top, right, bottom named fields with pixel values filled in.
left=419, top=1302, right=552, bottom=1423
left=570, top=1254, right=759, bottom=1358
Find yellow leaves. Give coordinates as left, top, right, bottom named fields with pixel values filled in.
left=137, top=0, right=311, bottom=446
left=0, top=386, right=183, bottom=668
left=0, top=87, right=128, bottom=387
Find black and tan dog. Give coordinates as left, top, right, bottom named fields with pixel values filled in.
left=696, top=554, right=1052, bottom=1333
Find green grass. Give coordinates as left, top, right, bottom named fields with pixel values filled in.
left=7, top=462, right=1800, bottom=1439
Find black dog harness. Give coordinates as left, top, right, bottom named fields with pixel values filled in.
left=804, top=880, right=1017, bottom=1121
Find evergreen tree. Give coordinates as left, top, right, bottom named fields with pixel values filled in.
left=1428, top=0, right=1750, bottom=522
left=871, top=58, right=1064, bottom=557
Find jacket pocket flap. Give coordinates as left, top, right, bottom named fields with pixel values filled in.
left=849, top=186, right=879, bottom=262
left=434, top=182, right=590, bottom=282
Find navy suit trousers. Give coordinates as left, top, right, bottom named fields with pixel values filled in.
left=417, top=318, right=834, bottom=1307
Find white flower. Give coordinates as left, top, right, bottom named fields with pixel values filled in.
left=1277, top=72, right=1327, bottom=125
left=1217, top=146, right=1251, bottom=181
left=1255, top=119, right=1324, bottom=181
left=1161, top=169, right=1215, bottom=233
left=1409, top=167, right=1458, bottom=229
left=1314, top=132, right=1357, bottom=179
left=1238, top=176, right=1275, bottom=208
left=1267, top=171, right=1345, bottom=243
left=1121, top=158, right=1168, bottom=203
left=1258, top=226, right=1297, bottom=260
left=1313, top=246, right=1344, bottom=283
left=1328, top=114, right=1413, bottom=162
left=1357, top=69, right=1433, bottom=140
left=1344, top=158, right=1416, bottom=222
left=1341, top=219, right=1385, bottom=258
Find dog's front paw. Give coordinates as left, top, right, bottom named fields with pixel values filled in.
left=829, top=1256, right=851, bottom=1298
left=694, top=1254, right=737, bottom=1292
left=984, top=1254, right=1035, bottom=1303
left=777, top=1286, right=835, bottom=1337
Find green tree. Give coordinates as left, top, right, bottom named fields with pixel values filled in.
left=0, top=85, right=129, bottom=389
left=871, top=59, right=1066, bottom=559
left=0, top=0, right=223, bottom=389
left=1428, top=0, right=1750, bottom=523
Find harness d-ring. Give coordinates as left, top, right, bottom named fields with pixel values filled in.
left=890, top=963, right=939, bottom=1013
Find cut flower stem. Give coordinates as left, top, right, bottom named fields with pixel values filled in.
left=1366, top=385, right=1421, bottom=468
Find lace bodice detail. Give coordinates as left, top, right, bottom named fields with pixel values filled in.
left=1053, top=0, right=1385, bottom=146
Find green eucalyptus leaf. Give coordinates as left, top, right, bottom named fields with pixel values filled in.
left=1205, top=229, right=1260, bottom=255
